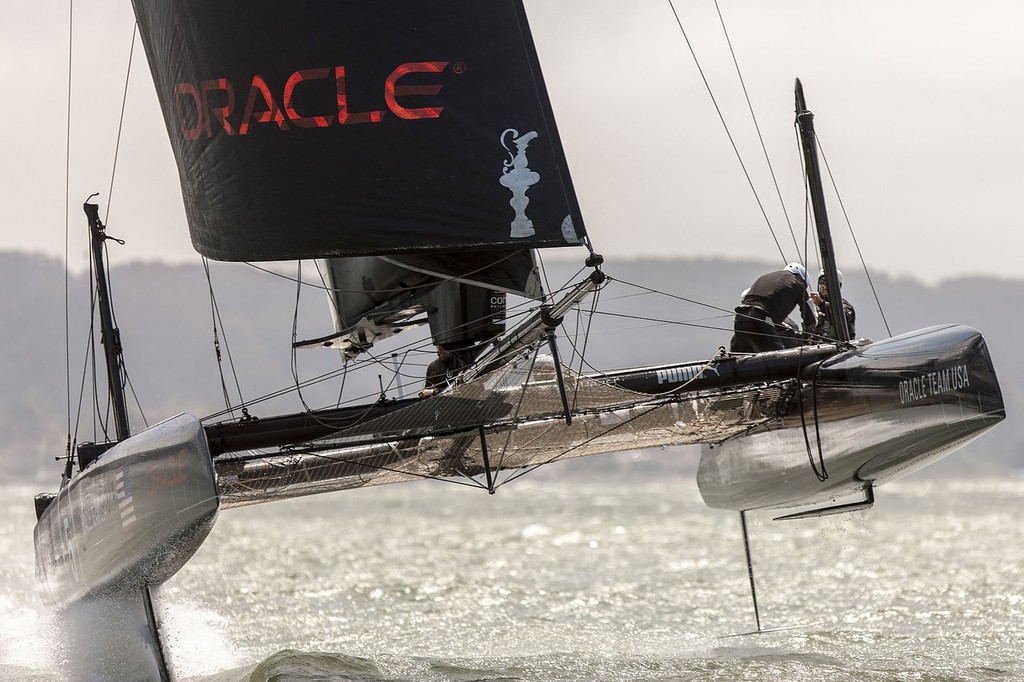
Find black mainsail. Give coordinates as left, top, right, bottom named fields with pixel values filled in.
left=131, top=0, right=586, bottom=261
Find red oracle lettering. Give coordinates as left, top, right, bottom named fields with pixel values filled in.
left=239, top=75, right=289, bottom=135
left=175, top=83, right=203, bottom=140
left=284, top=67, right=333, bottom=128
left=385, top=61, right=447, bottom=120
left=145, top=451, right=188, bottom=496
left=201, top=78, right=236, bottom=136
left=336, top=66, right=384, bottom=125
left=175, top=59, right=452, bottom=139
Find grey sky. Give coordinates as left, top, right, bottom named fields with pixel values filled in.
left=5, top=1, right=1023, bottom=283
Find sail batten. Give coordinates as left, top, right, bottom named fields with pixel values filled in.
left=131, top=0, right=587, bottom=261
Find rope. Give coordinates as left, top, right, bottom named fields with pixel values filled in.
left=796, top=348, right=829, bottom=482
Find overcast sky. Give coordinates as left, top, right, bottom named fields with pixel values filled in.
left=4, top=1, right=1023, bottom=283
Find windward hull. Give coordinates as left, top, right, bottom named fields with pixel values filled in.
left=34, top=413, right=220, bottom=605
left=33, top=414, right=219, bottom=679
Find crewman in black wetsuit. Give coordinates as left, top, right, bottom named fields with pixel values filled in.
left=730, top=262, right=816, bottom=353
left=808, top=269, right=856, bottom=342
left=418, top=345, right=463, bottom=398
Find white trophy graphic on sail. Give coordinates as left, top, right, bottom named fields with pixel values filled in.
left=499, top=128, right=540, bottom=238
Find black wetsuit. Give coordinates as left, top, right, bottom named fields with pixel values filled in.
left=424, top=354, right=462, bottom=391
left=809, top=297, right=856, bottom=342
left=730, top=270, right=815, bottom=353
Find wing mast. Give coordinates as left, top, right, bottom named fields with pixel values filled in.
left=84, top=198, right=131, bottom=442
left=795, top=78, right=850, bottom=343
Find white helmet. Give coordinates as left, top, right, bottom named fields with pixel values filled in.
left=784, top=262, right=807, bottom=282
left=817, top=268, right=843, bottom=286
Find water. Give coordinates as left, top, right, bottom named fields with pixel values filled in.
left=2, top=476, right=1022, bottom=681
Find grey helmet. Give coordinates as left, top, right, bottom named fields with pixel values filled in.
left=817, top=268, right=843, bottom=286
left=784, top=262, right=807, bottom=282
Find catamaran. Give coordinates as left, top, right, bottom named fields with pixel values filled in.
left=33, top=2, right=1004, bottom=679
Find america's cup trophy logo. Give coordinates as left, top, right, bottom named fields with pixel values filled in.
left=499, top=128, right=540, bottom=238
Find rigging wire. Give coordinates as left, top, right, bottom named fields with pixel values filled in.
left=197, top=238, right=578, bottom=431
left=252, top=270, right=734, bottom=492
left=712, top=0, right=800, bottom=259
left=84, top=22, right=146, bottom=438
left=816, top=136, right=892, bottom=337
left=211, top=267, right=795, bottom=495
left=267, top=446, right=493, bottom=493
left=101, top=235, right=147, bottom=430
left=609, top=275, right=733, bottom=315
left=497, top=354, right=726, bottom=489
left=565, top=283, right=604, bottom=405
left=199, top=269, right=438, bottom=421
left=289, top=260, right=329, bottom=416
left=335, top=356, right=349, bottom=408
left=211, top=268, right=602, bottom=475
left=277, top=280, right=539, bottom=429
left=103, top=25, right=138, bottom=225
left=245, top=246, right=527, bottom=296
left=86, top=253, right=105, bottom=442
left=593, top=309, right=729, bottom=333
left=794, top=120, right=890, bottom=338
left=311, top=259, right=349, bottom=344
left=59, top=10, right=146, bottom=476
left=200, top=305, right=498, bottom=422
left=491, top=345, right=542, bottom=484
left=666, top=0, right=787, bottom=264
left=795, top=122, right=813, bottom=267
left=203, top=257, right=251, bottom=419
left=62, top=0, right=75, bottom=482
left=68, top=290, right=100, bottom=480
left=200, top=268, right=579, bottom=424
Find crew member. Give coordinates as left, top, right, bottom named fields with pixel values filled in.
left=418, top=345, right=462, bottom=398
left=808, top=269, right=856, bottom=342
left=730, top=262, right=816, bottom=353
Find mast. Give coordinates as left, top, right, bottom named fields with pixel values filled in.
left=84, top=199, right=131, bottom=441
left=794, top=79, right=850, bottom=343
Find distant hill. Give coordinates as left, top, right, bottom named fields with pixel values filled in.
left=3, top=251, right=1020, bottom=484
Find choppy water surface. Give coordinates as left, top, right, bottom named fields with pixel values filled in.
left=2, top=476, right=1022, bottom=681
